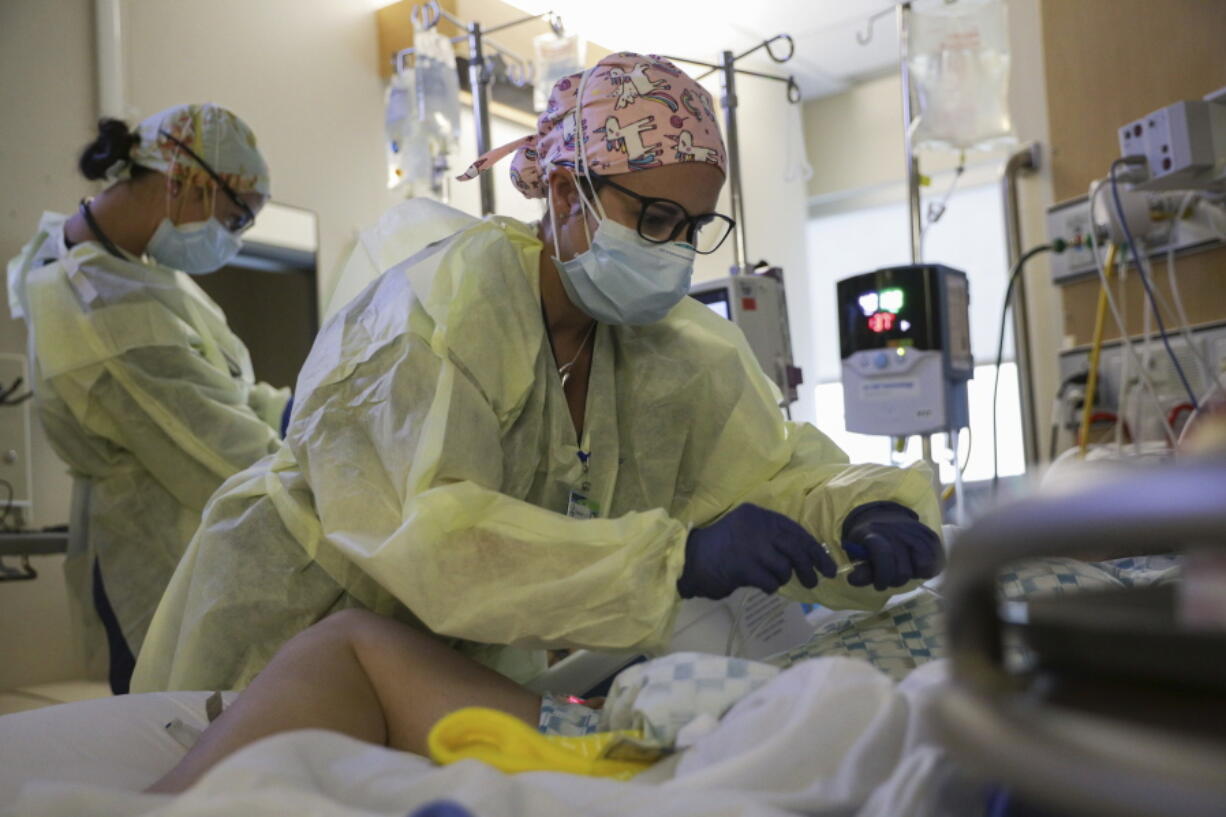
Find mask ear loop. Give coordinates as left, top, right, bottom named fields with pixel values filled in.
left=572, top=66, right=607, bottom=225
left=547, top=173, right=595, bottom=260
left=547, top=183, right=564, bottom=261
left=546, top=65, right=603, bottom=260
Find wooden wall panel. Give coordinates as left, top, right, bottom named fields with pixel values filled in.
left=1060, top=248, right=1226, bottom=346
left=1041, top=0, right=1226, bottom=202
left=1041, top=0, right=1226, bottom=346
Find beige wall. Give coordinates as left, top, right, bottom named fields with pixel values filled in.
left=800, top=0, right=1061, bottom=461
left=123, top=0, right=404, bottom=300
left=1, top=0, right=96, bottom=530
left=0, top=0, right=98, bottom=687
left=804, top=73, right=904, bottom=200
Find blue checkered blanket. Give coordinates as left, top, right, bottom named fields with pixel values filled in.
left=540, top=556, right=1181, bottom=743
left=770, top=555, right=1180, bottom=682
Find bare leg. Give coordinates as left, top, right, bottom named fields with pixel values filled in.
left=147, top=609, right=541, bottom=793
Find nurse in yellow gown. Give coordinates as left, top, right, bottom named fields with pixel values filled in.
left=6, top=104, right=287, bottom=692
left=133, top=55, right=941, bottom=695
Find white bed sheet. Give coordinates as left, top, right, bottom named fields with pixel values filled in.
left=0, top=690, right=238, bottom=804
left=1, top=658, right=956, bottom=817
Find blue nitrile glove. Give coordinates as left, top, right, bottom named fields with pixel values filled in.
left=409, top=802, right=475, bottom=817
left=677, top=503, right=837, bottom=600
left=841, top=501, right=943, bottom=591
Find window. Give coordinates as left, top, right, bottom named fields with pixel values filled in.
left=806, top=179, right=1025, bottom=483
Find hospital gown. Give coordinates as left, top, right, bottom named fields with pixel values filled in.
left=6, top=212, right=287, bottom=663
left=133, top=211, right=939, bottom=693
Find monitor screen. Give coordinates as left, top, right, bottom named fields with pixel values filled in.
left=690, top=287, right=732, bottom=321
left=837, top=266, right=945, bottom=358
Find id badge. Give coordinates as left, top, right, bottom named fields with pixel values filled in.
left=566, top=490, right=600, bottom=520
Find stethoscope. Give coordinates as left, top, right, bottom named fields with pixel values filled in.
left=76, top=199, right=127, bottom=261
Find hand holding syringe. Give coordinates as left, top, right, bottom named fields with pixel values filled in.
left=677, top=502, right=941, bottom=600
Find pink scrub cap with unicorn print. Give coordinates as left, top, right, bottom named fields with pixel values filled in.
left=458, top=52, right=726, bottom=199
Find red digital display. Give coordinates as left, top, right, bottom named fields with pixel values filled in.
left=867, top=311, right=896, bottom=333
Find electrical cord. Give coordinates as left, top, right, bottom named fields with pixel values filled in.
left=1112, top=192, right=1217, bottom=441
left=1087, top=181, right=1177, bottom=444
left=992, top=243, right=1057, bottom=494
left=1179, top=377, right=1226, bottom=447
left=940, top=426, right=972, bottom=504
left=1163, top=193, right=1218, bottom=384
left=1110, top=159, right=1199, bottom=409
left=1114, top=256, right=1131, bottom=451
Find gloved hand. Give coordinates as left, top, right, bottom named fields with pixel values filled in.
left=841, top=501, right=943, bottom=591
left=677, top=503, right=837, bottom=600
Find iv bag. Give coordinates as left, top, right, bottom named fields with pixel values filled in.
left=908, top=0, right=1015, bottom=151
left=533, top=32, right=584, bottom=113
left=413, top=23, right=461, bottom=153
left=385, top=70, right=435, bottom=194
left=385, top=70, right=411, bottom=189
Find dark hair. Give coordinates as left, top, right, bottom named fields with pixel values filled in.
left=78, top=118, right=150, bottom=181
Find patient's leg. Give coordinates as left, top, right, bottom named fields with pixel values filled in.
left=147, top=609, right=541, bottom=793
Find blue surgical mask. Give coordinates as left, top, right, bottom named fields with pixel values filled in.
left=553, top=217, right=695, bottom=325
left=146, top=216, right=242, bottom=275
left=548, top=177, right=696, bottom=326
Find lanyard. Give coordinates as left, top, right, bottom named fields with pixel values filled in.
left=567, top=434, right=598, bottom=519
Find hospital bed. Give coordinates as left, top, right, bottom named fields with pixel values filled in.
left=2, top=467, right=1220, bottom=816
left=937, top=460, right=1226, bottom=817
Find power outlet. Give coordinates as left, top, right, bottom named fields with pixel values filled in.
left=1119, top=99, right=1226, bottom=192
left=1046, top=193, right=1225, bottom=283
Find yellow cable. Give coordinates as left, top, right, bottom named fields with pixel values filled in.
left=1078, top=244, right=1118, bottom=458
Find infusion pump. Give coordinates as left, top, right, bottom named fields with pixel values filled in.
left=689, top=270, right=803, bottom=405
left=837, top=264, right=972, bottom=436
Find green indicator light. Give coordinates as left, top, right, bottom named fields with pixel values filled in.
left=880, top=288, right=904, bottom=314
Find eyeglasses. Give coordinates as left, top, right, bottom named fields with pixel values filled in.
left=159, top=130, right=256, bottom=233
left=589, top=172, right=735, bottom=255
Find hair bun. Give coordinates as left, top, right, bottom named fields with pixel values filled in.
left=78, top=118, right=141, bottom=180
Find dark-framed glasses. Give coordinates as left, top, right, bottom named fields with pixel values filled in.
left=590, top=172, right=735, bottom=255
left=159, top=130, right=257, bottom=233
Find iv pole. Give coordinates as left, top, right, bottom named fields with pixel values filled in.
left=859, top=3, right=940, bottom=476
left=660, top=35, right=801, bottom=275
left=894, top=3, right=937, bottom=470
left=872, top=1, right=1041, bottom=474
left=395, top=0, right=562, bottom=215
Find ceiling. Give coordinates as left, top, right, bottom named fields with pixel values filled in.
left=503, top=0, right=947, bottom=100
